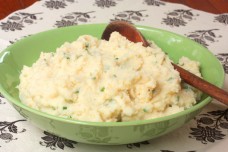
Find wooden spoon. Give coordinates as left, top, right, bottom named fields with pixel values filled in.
left=101, top=21, right=228, bottom=106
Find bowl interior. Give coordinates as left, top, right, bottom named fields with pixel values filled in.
left=0, top=24, right=224, bottom=124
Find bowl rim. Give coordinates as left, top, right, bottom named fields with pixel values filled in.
left=0, top=23, right=225, bottom=127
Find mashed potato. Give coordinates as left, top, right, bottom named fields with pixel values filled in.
left=18, top=32, right=202, bottom=122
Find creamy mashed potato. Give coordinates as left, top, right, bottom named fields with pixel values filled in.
left=18, top=32, right=202, bottom=122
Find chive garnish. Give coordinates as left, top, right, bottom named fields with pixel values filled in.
left=100, top=87, right=105, bottom=92
left=167, top=77, right=173, bottom=81
left=143, top=108, right=148, bottom=112
left=176, top=96, right=180, bottom=101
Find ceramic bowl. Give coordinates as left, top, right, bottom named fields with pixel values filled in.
left=0, top=24, right=224, bottom=145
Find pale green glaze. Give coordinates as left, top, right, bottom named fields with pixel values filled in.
left=0, top=24, right=224, bottom=145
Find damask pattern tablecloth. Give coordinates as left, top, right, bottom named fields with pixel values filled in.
left=0, top=0, right=227, bottom=152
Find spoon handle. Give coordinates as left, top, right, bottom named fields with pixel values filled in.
left=172, top=63, right=228, bottom=105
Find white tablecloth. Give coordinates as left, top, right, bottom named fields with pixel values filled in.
left=0, top=0, right=227, bottom=152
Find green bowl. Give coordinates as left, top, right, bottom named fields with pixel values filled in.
left=0, top=24, right=224, bottom=145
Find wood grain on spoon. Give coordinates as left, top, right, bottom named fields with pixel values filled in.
left=102, top=21, right=228, bottom=106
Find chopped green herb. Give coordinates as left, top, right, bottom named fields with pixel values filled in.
left=152, top=89, right=156, bottom=94
left=76, top=55, right=82, bottom=59
left=113, top=74, right=117, bottom=78
left=63, top=53, right=70, bottom=59
left=143, top=108, right=148, bottom=113
left=85, top=43, right=89, bottom=50
left=100, top=87, right=105, bottom=92
left=115, top=57, right=119, bottom=60
left=84, top=43, right=91, bottom=55
left=176, top=96, right=180, bottom=101
left=183, top=83, right=191, bottom=91
left=85, top=43, right=90, bottom=52
left=167, top=77, right=173, bottom=81
left=104, top=99, right=114, bottom=106
left=92, top=77, right=96, bottom=80
left=43, top=58, right=49, bottom=66
left=63, top=106, right=67, bottom=110
left=64, top=98, right=74, bottom=103
left=75, top=90, right=79, bottom=94
left=108, top=98, right=113, bottom=102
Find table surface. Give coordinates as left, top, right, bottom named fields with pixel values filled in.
left=0, top=0, right=37, bottom=19
left=0, top=0, right=227, bottom=152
